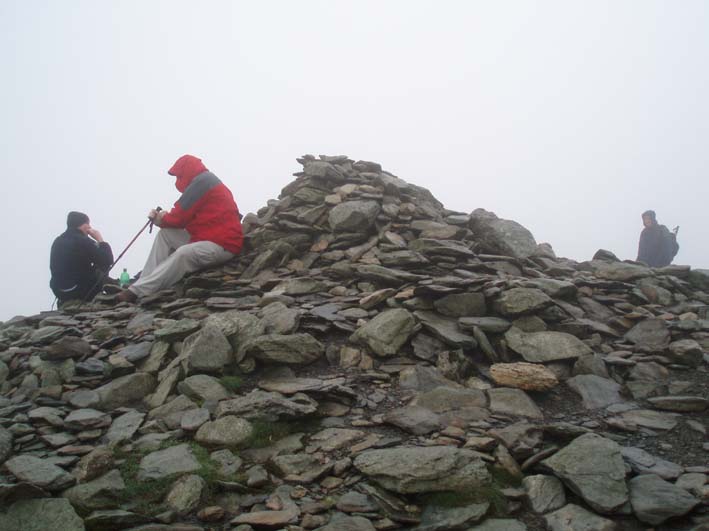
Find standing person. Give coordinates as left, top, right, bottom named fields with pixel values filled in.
left=637, top=210, right=674, bottom=267
left=118, top=154, right=243, bottom=302
left=50, top=211, right=114, bottom=303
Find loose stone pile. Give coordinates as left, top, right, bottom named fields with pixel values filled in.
left=1, top=155, right=708, bottom=531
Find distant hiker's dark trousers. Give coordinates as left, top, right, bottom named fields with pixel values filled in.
left=51, top=269, right=105, bottom=303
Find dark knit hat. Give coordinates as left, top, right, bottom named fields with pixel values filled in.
left=67, top=211, right=90, bottom=229
left=641, top=210, right=657, bottom=223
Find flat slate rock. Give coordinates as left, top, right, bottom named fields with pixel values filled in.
left=412, top=502, right=489, bottom=531
left=5, top=455, right=76, bottom=491
left=468, top=519, right=528, bottom=530
left=647, top=395, right=708, bottom=412
left=242, top=333, right=324, bottom=364
left=353, top=446, right=490, bottom=494
left=154, top=319, right=201, bottom=342
left=137, top=443, right=201, bottom=481
left=623, top=318, right=671, bottom=351
left=621, top=446, right=683, bottom=480
left=350, top=308, right=418, bottom=357
left=0, top=497, right=84, bottom=531
left=96, top=373, right=156, bottom=410
left=216, top=390, right=318, bottom=421
left=195, top=417, right=253, bottom=447
left=105, top=409, right=145, bottom=444
left=505, top=328, right=592, bottom=363
left=566, top=374, right=623, bottom=410
left=628, top=473, right=699, bottom=525
left=414, top=311, right=477, bottom=349
left=616, top=409, right=679, bottom=431
left=494, top=288, right=552, bottom=316
left=315, top=514, right=376, bottom=531
left=541, top=433, right=628, bottom=514
left=544, top=503, right=617, bottom=531
left=382, top=405, right=442, bottom=435
left=487, top=388, right=543, bottom=419
left=523, top=474, right=567, bottom=514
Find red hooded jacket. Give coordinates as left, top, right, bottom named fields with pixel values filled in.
left=160, top=155, right=243, bottom=254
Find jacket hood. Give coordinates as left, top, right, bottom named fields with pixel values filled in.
left=642, top=210, right=657, bottom=225
left=168, top=155, right=208, bottom=193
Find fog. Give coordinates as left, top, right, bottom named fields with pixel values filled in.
left=1, top=0, right=707, bottom=321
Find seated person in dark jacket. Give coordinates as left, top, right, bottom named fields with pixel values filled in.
left=50, top=211, right=114, bottom=302
left=637, top=210, right=673, bottom=268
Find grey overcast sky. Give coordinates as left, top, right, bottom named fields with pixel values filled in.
left=1, top=1, right=707, bottom=321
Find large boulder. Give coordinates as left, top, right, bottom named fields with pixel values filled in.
left=590, top=261, right=652, bottom=281
left=624, top=318, right=671, bottom=352
left=353, top=446, right=490, bottom=494
left=177, top=374, right=231, bottom=402
left=505, top=328, right=592, bottom=363
left=494, top=288, right=552, bottom=316
left=165, top=474, right=206, bottom=515
left=195, top=417, right=253, bottom=447
left=96, top=373, right=156, bottom=410
left=566, top=375, right=623, bottom=410
left=487, top=388, right=543, bottom=419
left=350, top=309, right=418, bottom=357
left=137, top=443, right=201, bottom=481
left=468, top=208, right=538, bottom=259
left=204, top=310, right=266, bottom=361
left=216, top=390, right=318, bottom=421
left=541, top=433, right=628, bottom=514
left=414, top=311, right=477, bottom=349
left=328, top=200, right=381, bottom=232
left=182, top=323, right=234, bottom=372
left=628, top=474, right=699, bottom=525
left=5, top=455, right=76, bottom=491
left=0, top=498, right=84, bottom=531
left=61, top=469, right=125, bottom=514
left=544, top=504, right=617, bottom=531
left=0, top=425, right=13, bottom=465
left=242, top=333, right=324, bottom=365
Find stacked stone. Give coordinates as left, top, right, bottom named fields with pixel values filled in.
left=0, top=154, right=707, bottom=531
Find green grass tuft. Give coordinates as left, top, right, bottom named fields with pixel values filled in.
left=114, top=440, right=224, bottom=514
left=219, top=375, right=244, bottom=393
left=245, top=417, right=321, bottom=448
left=415, top=465, right=520, bottom=518
left=115, top=447, right=174, bottom=516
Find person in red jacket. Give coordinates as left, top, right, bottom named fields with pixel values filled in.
left=118, top=154, right=243, bottom=302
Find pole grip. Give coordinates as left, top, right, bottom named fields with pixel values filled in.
left=149, top=206, right=163, bottom=234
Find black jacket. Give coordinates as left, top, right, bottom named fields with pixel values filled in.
left=49, top=229, right=113, bottom=301
left=637, top=224, right=672, bottom=268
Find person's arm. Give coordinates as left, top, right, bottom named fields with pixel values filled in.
left=159, top=173, right=221, bottom=228
left=85, top=229, right=114, bottom=270
left=157, top=201, right=195, bottom=228
left=637, top=231, right=647, bottom=262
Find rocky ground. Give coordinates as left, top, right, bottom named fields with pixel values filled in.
left=0, top=154, right=708, bottom=531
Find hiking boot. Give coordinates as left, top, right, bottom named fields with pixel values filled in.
left=117, top=290, right=138, bottom=303
left=102, top=283, right=122, bottom=295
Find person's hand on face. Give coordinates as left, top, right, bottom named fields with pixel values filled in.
left=86, top=227, right=104, bottom=242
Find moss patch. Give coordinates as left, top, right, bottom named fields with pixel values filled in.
left=219, top=375, right=244, bottom=393
left=415, top=465, right=520, bottom=517
left=115, top=447, right=174, bottom=516
left=114, top=440, right=221, bottom=515
left=246, top=417, right=321, bottom=448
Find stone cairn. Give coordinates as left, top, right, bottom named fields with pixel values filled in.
left=0, top=154, right=708, bottom=531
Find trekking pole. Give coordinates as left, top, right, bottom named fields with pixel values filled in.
left=82, top=207, right=162, bottom=303
left=110, top=207, right=163, bottom=272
